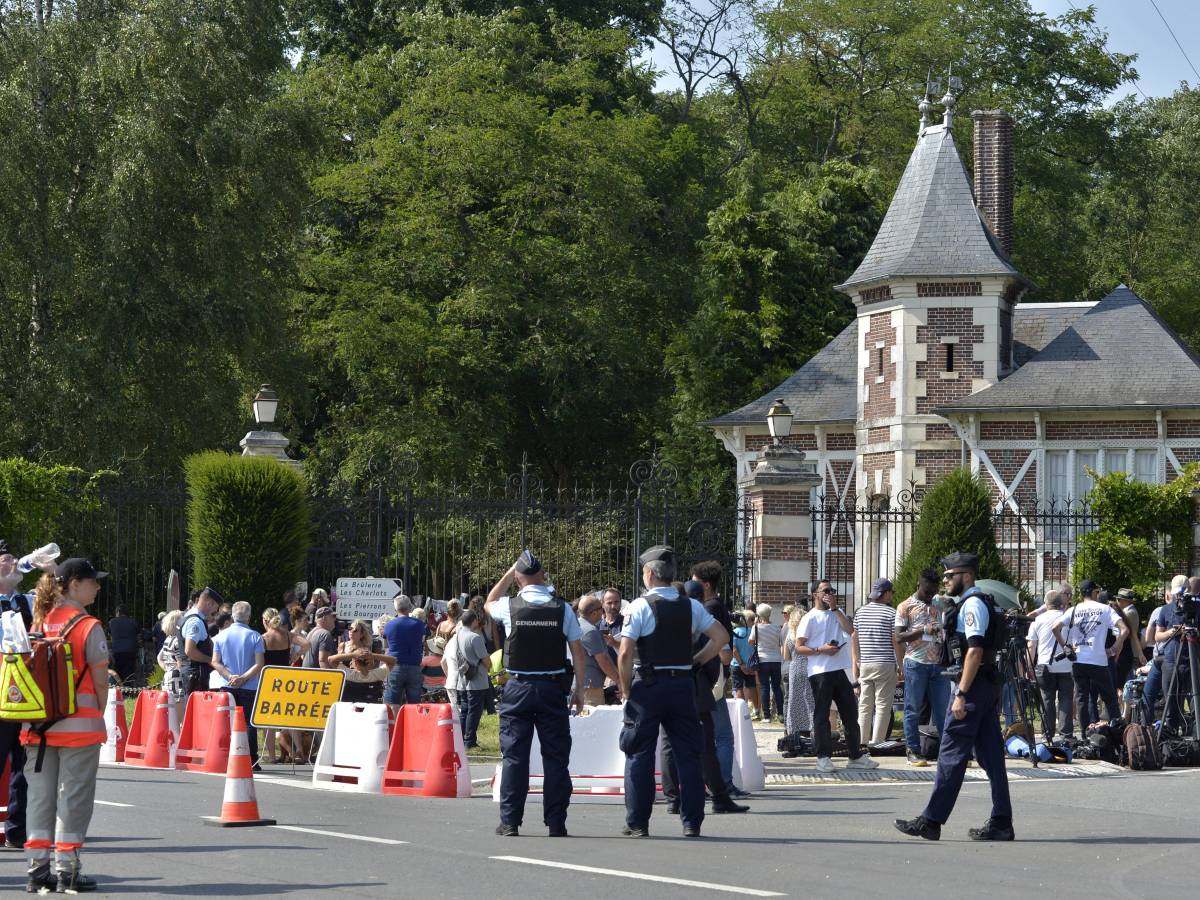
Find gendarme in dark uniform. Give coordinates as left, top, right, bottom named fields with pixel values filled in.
left=486, top=551, right=586, bottom=838
left=618, top=545, right=728, bottom=838
left=895, top=552, right=1014, bottom=842
left=180, top=587, right=223, bottom=698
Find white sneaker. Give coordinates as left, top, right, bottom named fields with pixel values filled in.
left=847, top=754, right=879, bottom=770
left=815, top=757, right=836, bottom=773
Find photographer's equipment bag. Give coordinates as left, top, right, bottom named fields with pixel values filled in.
left=1160, top=737, right=1200, bottom=767
left=1123, top=722, right=1163, bottom=770
left=919, top=724, right=940, bottom=760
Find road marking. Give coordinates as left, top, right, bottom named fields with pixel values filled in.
left=490, top=856, right=785, bottom=897
left=95, top=800, right=134, bottom=808
left=270, top=825, right=406, bottom=845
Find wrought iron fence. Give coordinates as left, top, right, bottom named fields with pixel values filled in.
left=56, top=455, right=746, bottom=627
left=811, top=484, right=1177, bottom=606
left=308, top=455, right=748, bottom=607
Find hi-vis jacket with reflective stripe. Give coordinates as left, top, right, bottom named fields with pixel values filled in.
left=20, top=605, right=106, bottom=748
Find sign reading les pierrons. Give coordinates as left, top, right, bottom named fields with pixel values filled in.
left=251, top=666, right=346, bottom=731
left=334, top=577, right=403, bottom=622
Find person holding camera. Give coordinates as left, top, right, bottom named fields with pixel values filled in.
left=895, top=552, right=1012, bottom=842
left=1051, top=580, right=1128, bottom=728
left=1027, top=589, right=1074, bottom=741
left=795, top=580, right=877, bottom=774
left=1149, top=575, right=1200, bottom=736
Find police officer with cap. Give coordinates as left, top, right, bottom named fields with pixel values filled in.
left=180, top=586, right=223, bottom=699
left=895, top=551, right=1014, bottom=841
left=486, top=551, right=587, bottom=838
left=618, top=545, right=729, bottom=838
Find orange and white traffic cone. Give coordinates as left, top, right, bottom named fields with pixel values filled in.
left=201, top=706, right=275, bottom=828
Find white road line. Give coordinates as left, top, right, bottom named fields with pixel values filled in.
left=95, top=800, right=134, bottom=808
left=270, top=825, right=406, bottom=845
left=490, top=856, right=786, bottom=897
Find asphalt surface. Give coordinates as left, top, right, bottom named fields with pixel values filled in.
left=4, top=762, right=1196, bottom=898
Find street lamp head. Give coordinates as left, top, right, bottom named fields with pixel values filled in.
left=252, top=384, right=279, bottom=426
left=766, top=398, right=793, bottom=443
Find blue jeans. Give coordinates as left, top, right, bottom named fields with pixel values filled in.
left=757, top=661, right=784, bottom=719
left=1143, top=659, right=1163, bottom=724
left=710, top=696, right=735, bottom=789
left=457, top=689, right=485, bottom=747
left=385, top=664, right=423, bottom=705
left=903, top=660, right=951, bottom=753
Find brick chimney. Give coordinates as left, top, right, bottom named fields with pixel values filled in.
left=971, top=110, right=1014, bottom=256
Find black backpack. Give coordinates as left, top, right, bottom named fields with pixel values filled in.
left=1123, top=723, right=1163, bottom=770
left=1160, top=737, right=1200, bottom=767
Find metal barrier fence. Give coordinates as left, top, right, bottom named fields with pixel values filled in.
left=812, top=487, right=1176, bottom=605
left=46, top=457, right=746, bottom=626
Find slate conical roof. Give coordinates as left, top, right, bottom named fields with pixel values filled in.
left=838, top=123, right=1029, bottom=292
left=938, top=285, right=1200, bottom=412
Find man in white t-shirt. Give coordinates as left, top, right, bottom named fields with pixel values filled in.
left=795, top=580, right=877, bottom=773
left=1051, top=580, right=1128, bottom=728
left=1026, top=589, right=1073, bottom=740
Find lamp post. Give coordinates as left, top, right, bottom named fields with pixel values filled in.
left=239, top=384, right=302, bottom=471
left=766, top=398, right=793, bottom=447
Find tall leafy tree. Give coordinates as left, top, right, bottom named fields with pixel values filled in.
left=0, top=0, right=315, bottom=471
left=291, top=13, right=713, bottom=489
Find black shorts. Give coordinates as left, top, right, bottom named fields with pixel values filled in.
left=731, top=668, right=757, bottom=691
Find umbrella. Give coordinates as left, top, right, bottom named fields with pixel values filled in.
left=975, top=579, right=1021, bottom=610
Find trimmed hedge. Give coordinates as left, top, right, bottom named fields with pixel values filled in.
left=185, top=452, right=311, bottom=614
left=893, top=468, right=1012, bottom=600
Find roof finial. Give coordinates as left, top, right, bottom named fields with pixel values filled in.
left=941, top=64, right=962, bottom=128
left=918, top=70, right=934, bottom=133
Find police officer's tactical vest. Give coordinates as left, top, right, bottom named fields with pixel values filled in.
left=636, top=591, right=693, bottom=669
left=504, top=595, right=566, bottom=671
left=940, top=592, right=1004, bottom=671
left=180, top=612, right=214, bottom=682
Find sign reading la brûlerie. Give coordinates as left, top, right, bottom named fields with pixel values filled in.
left=334, top=577, right=403, bottom=621
left=251, top=666, right=346, bottom=732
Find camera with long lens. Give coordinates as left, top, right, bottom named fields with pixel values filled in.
left=1173, top=592, right=1200, bottom=629
left=1052, top=645, right=1077, bottom=663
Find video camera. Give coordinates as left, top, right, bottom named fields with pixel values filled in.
left=1173, top=591, right=1200, bottom=629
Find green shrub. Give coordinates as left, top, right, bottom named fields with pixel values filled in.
left=185, top=452, right=311, bottom=615
left=0, top=458, right=105, bottom=551
left=893, top=468, right=1011, bottom=600
left=1073, top=466, right=1199, bottom=608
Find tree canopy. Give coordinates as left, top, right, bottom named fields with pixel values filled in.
left=0, top=0, right=1192, bottom=495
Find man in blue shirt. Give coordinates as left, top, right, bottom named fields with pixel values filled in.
left=383, top=595, right=426, bottom=711
left=0, top=544, right=32, bottom=848
left=486, top=551, right=586, bottom=838
left=1150, top=576, right=1200, bottom=736
left=895, top=551, right=1013, bottom=842
left=618, top=545, right=728, bottom=839
left=212, top=601, right=266, bottom=768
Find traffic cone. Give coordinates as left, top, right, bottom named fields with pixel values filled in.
left=140, top=697, right=175, bottom=769
left=201, top=707, right=275, bottom=828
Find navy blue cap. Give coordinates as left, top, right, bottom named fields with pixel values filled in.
left=638, top=545, right=674, bottom=567
left=682, top=579, right=705, bottom=600
left=515, top=550, right=542, bottom=576
left=56, top=558, right=107, bottom=582
left=939, top=552, right=979, bottom=573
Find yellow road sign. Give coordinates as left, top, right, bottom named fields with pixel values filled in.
left=251, top=666, right=346, bottom=731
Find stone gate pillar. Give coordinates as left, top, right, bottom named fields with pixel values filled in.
left=739, top=444, right=823, bottom=610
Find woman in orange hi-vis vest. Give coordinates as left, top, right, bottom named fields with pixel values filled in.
left=23, top=558, right=109, bottom=894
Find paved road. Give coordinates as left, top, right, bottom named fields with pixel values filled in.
left=5, top=763, right=1196, bottom=897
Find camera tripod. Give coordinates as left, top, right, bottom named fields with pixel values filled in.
left=1158, top=625, right=1200, bottom=741
left=996, top=614, right=1047, bottom=768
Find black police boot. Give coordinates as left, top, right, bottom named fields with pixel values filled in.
left=494, top=823, right=519, bottom=837
left=968, top=818, right=1015, bottom=841
left=711, top=794, right=749, bottom=814
left=893, top=815, right=941, bottom=841
left=548, top=824, right=568, bottom=838
left=26, top=861, right=54, bottom=894
left=621, top=824, right=649, bottom=838
left=682, top=823, right=701, bottom=838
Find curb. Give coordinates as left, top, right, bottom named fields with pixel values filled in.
left=764, top=761, right=1126, bottom=786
